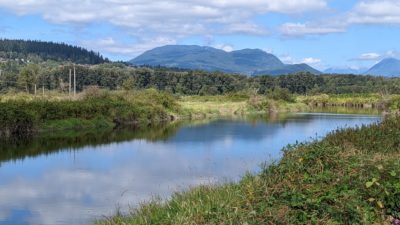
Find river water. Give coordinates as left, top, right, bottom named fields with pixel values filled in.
left=0, top=112, right=380, bottom=225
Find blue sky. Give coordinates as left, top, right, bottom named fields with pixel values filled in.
left=0, top=0, right=399, bottom=70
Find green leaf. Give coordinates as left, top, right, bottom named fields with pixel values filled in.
left=390, top=171, right=397, bottom=177
left=366, top=181, right=374, bottom=188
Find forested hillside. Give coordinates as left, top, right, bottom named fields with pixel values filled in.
left=0, top=39, right=108, bottom=64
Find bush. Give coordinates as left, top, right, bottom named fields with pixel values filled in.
left=0, top=90, right=179, bottom=136
left=267, top=87, right=295, bottom=102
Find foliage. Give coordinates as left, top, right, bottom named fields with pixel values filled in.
left=0, top=39, right=108, bottom=64
left=2, top=62, right=400, bottom=95
left=97, top=117, right=400, bottom=225
left=266, top=87, right=295, bottom=102
left=0, top=90, right=180, bottom=137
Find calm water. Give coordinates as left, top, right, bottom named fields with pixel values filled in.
left=0, top=113, right=380, bottom=225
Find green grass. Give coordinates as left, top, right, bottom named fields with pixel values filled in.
left=97, top=117, right=400, bottom=225
left=1, top=90, right=399, bottom=137
left=180, top=94, right=309, bottom=119
left=0, top=89, right=180, bottom=137
left=298, top=94, right=395, bottom=109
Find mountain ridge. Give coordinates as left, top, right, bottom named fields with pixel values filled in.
left=130, top=45, right=320, bottom=76
left=0, top=39, right=108, bottom=64
left=364, top=58, right=400, bottom=77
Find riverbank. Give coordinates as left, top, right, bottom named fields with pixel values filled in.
left=0, top=89, right=179, bottom=137
left=97, top=116, right=400, bottom=225
left=0, top=90, right=304, bottom=137
left=0, top=90, right=397, bottom=138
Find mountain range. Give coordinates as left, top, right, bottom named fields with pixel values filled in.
left=324, top=67, right=366, bottom=75
left=324, top=58, right=400, bottom=77
left=130, top=45, right=321, bottom=76
left=130, top=45, right=400, bottom=77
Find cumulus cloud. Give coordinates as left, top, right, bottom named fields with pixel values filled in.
left=301, top=57, right=322, bottom=65
left=280, top=22, right=345, bottom=36
left=351, top=50, right=399, bottom=62
left=349, top=0, right=400, bottom=24
left=213, top=44, right=235, bottom=52
left=281, top=0, right=400, bottom=37
left=352, top=52, right=381, bottom=61
left=280, top=54, right=322, bottom=66
left=82, top=37, right=177, bottom=58
left=0, top=0, right=327, bottom=37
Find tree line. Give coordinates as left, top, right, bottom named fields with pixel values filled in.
left=1, top=61, right=400, bottom=95
left=0, top=39, right=108, bottom=64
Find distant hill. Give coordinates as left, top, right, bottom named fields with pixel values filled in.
left=130, top=45, right=320, bottom=76
left=254, top=63, right=321, bottom=76
left=0, top=39, right=108, bottom=64
left=324, top=67, right=366, bottom=75
left=364, top=58, right=400, bottom=77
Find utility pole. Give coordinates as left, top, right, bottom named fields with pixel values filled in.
left=73, top=65, right=76, bottom=97
left=69, top=68, right=72, bottom=96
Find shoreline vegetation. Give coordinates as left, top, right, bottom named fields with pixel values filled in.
left=97, top=116, right=400, bottom=225
left=0, top=88, right=398, bottom=138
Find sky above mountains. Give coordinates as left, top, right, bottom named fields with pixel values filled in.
left=0, top=0, right=399, bottom=70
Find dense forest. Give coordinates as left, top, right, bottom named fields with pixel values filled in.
left=0, top=39, right=108, bottom=64
left=1, top=61, right=399, bottom=96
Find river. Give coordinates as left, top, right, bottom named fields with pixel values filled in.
left=0, top=112, right=381, bottom=225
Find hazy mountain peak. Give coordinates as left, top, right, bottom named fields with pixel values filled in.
left=365, top=57, right=400, bottom=77
left=324, top=67, right=366, bottom=75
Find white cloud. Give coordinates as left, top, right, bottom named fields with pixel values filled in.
left=349, top=0, right=400, bottom=24
left=281, top=0, right=400, bottom=37
left=351, top=50, right=399, bottom=62
left=213, top=44, right=235, bottom=52
left=0, top=0, right=327, bottom=38
left=301, top=57, right=321, bottom=65
left=353, top=52, right=381, bottom=61
left=222, top=22, right=269, bottom=35
left=280, top=22, right=345, bottom=36
left=279, top=54, right=323, bottom=68
left=82, top=37, right=177, bottom=58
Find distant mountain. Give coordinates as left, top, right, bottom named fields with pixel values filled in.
left=324, top=67, right=366, bottom=75
left=130, top=45, right=320, bottom=76
left=0, top=39, right=108, bottom=64
left=364, top=58, right=400, bottom=77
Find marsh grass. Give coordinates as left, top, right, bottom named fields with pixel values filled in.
left=97, top=117, right=400, bottom=225
left=0, top=89, right=180, bottom=137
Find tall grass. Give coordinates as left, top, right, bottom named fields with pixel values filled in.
left=0, top=89, right=180, bottom=137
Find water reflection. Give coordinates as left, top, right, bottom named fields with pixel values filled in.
left=0, top=113, right=380, bottom=225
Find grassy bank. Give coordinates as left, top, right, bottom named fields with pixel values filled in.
left=0, top=91, right=308, bottom=137
left=98, top=116, right=400, bottom=225
left=0, top=89, right=179, bottom=137
left=1, top=90, right=398, bottom=137
left=180, top=94, right=308, bottom=119
left=298, top=94, right=399, bottom=110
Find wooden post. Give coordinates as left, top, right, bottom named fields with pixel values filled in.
left=73, top=65, right=76, bottom=97
left=34, top=84, right=37, bottom=95
left=69, top=69, right=72, bottom=96
left=42, top=85, right=44, bottom=96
